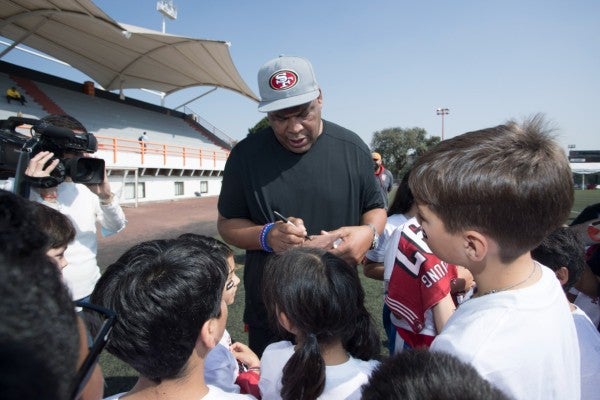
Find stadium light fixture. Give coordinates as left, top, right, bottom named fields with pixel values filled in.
left=157, top=0, right=178, bottom=33
left=436, top=107, right=449, bottom=140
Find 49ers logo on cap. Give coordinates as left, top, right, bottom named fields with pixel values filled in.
left=269, top=70, right=298, bottom=90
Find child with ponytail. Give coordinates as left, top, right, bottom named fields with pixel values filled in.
left=259, top=247, right=380, bottom=400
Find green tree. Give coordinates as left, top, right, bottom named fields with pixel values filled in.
left=371, top=127, right=440, bottom=178
left=248, top=117, right=270, bottom=135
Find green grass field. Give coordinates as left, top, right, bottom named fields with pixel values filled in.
left=100, top=189, right=600, bottom=396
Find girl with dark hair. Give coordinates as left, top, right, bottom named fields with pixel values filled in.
left=259, top=247, right=380, bottom=400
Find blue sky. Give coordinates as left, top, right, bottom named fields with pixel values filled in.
left=2, top=0, right=598, bottom=152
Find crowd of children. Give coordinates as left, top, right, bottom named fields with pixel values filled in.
left=2, top=114, right=600, bottom=399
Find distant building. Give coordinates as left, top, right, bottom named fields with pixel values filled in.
left=569, top=150, right=600, bottom=163
left=569, top=150, right=600, bottom=190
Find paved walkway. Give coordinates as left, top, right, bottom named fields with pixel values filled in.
left=97, top=196, right=219, bottom=270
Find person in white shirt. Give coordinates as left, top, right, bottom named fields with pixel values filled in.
left=362, top=170, right=415, bottom=354
left=531, top=226, right=600, bottom=400
left=259, top=247, right=380, bottom=400
left=21, top=114, right=126, bottom=302
left=411, top=115, right=580, bottom=400
left=177, top=234, right=260, bottom=398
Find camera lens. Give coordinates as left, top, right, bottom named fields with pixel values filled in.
left=64, top=157, right=104, bottom=184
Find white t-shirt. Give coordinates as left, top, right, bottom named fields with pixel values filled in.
left=431, top=264, right=580, bottom=400
left=205, top=329, right=240, bottom=393
left=572, top=306, right=600, bottom=400
left=104, top=385, right=256, bottom=400
left=259, top=341, right=379, bottom=400
left=365, top=213, right=409, bottom=263
left=570, top=287, right=600, bottom=328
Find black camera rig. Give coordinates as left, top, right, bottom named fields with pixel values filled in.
left=0, top=116, right=105, bottom=196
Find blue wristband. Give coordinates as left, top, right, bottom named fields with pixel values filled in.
left=260, top=223, right=275, bottom=253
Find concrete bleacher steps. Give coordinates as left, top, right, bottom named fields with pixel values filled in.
left=0, top=72, right=48, bottom=121
left=11, top=75, right=65, bottom=115
left=184, top=117, right=231, bottom=149
left=37, top=81, right=223, bottom=151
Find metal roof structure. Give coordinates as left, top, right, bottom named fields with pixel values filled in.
left=0, top=0, right=258, bottom=101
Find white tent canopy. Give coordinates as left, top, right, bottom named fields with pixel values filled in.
left=570, top=163, right=600, bottom=175
left=0, top=0, right=258, bottom=101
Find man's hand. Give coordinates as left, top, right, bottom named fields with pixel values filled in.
left=267, top=217, right=307, bottom=253
left=80, top=154, right=112, bottom=199
left=25, top=151, right=59, bottom=201
left=304, top=231, right=340, bottom=251
left=322, top=225, right=374, bottom=266
left=24, top=151, right=59, bottom=178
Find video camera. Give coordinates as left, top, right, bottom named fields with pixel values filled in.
left=0, top=116, right=105, bottom=193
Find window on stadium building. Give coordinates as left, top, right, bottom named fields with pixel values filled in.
left=174, top=181, right=184, bottom=196
left=200, top=181, right=208, bottom=194
left=124, top=182, right=145, bottom=199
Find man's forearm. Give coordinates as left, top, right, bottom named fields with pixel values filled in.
left=217, top=214, right=263, bottom=250
left=360, top=208, right=387, bottom=235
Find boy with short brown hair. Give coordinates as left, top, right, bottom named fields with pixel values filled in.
left=409, top=115, right=580, bottom=400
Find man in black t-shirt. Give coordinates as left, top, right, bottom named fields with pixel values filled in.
left=217, top=56, right=386, bottom=356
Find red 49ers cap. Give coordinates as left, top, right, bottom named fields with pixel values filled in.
left=257, top=56, right=320, bottom=112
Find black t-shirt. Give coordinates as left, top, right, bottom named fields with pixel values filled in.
left=218, top=120, right=383, bottom=327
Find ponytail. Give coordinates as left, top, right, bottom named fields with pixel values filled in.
left=281, top=333, right=326, bottom=400
left=345, top=305, right=380, bottom=361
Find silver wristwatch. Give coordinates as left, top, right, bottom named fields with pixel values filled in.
left=366, top=224, right=379, bottom=250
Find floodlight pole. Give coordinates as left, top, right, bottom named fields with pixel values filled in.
left=436, top=107, right=449, bottom=140
left=157, top=0, right=177, bottom=33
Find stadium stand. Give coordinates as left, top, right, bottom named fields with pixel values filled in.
left=0, top=61, right=232, bottom=204
left=37, top=81, right=223, bottom=150
left=0, top=72, right=47, bottom=119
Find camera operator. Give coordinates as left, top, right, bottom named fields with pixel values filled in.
left=22, top=114, right=127, bottom=303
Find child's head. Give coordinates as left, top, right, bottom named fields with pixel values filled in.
left=409, top=115, right=573, bottom=263
left=0, top=253, right=80, bottom=400
left=263, top=247, right=379, bottom=400
left=531, top=226, right=585, bottom=291
left=90, top=238, right=228, bottom=382
left=361, top=349, right=509, bottom=400
left=587, top=245, right=600, bottom=278
left=388, top=168, right=415, bottom=217
left=0, top=189, right=48, bottom=258
left=31, top=202, right=75, bottom=269
left=177, top=233, right=239, bottom=305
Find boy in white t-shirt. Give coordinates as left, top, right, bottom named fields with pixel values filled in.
left=410, top=115, right=580, bottom=400
left=177, top=234, right=260, bottom=398
left=531, top=226, right=600, bottom=400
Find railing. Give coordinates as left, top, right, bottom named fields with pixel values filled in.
left=6, top=124, right=228, bottom=170
left=94, top=135, right=229, bottom=170
left=182, top=105, right=237, bottom=146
